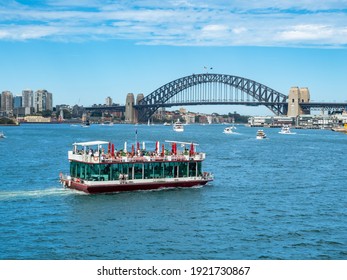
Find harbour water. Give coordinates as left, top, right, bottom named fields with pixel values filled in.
left=0, top=123, right=346, bottom=260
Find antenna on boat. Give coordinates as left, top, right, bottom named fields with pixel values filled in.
left=135, top=128, right=138, bottom=146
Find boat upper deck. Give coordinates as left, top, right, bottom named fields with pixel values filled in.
left=68, top=140, right=206, bottom=164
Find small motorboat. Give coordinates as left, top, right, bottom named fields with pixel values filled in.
left=223, top=126, right=235, bottom=134
left=256, top=129, right=266, bottom=139
left=279, top=125, right=296, bottom=134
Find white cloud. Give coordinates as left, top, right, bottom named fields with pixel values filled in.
left=280, top=25, right=334, bottom=41
left=0, top=0, right=346, bottom=47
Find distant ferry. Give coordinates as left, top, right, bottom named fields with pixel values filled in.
left=173, top=120, right=184, bottom=132
left=60, top=140, right=213, bottom=194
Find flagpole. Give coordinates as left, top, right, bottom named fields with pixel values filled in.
left=135, top=128, right=138, bottom=147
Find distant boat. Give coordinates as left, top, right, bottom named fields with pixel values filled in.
left=223, top=119, right=236, bottom=134
left=279, top=125, right=296, bottom=135
left=173, top=120, right=184, bottom=132
left=0, top=131, right=6, bottom=138
left=332, top=123, right=347, bottom=133
left=223, top=126, right=236, bottom=134
left=81, top=119, right=90, bottom=127
left=256, top=129, right=266, bottom=139
left=147, top=119, right=154, bottom=126
left=100, top=121, right=113, bottom=126
left=163, top=122, right=171, bottom=126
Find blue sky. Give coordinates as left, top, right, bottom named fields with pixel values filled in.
left=0, top=0, right=346, bottom=115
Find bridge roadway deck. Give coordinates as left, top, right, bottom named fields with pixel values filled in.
left=84, top=102, right=347, bottom=112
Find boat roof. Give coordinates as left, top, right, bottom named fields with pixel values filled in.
left=73, top=140, right=109, bottom=147
left=165, top=140, right=199, bottom=146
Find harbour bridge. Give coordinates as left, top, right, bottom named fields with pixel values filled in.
left=85, top=73, right=347, bottom=123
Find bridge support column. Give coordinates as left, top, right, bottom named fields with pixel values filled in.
left=125, top=93, right=135, bottom=123
left=287, top=87, right=310, bottom=117
left=125, top=93, right=144, bottom=123
left=135, top=94, right=144, bottom=124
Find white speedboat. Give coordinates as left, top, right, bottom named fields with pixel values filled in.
left=256, top=129, right=266, bottom=139
left=173, top=120, right=184, bottom=132
left=0, top=131, right=5, bottom=138
left=279, top=125, right=296, bottom=134
left=223, top=126, right=235, bottom=134
left=223, top=120, right=236, bottom=134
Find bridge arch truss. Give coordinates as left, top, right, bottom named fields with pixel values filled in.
left=136, top=73, right=288, bottom=122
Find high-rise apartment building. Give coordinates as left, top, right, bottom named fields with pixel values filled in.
left=13, top=96, right=22, bottom=108
left=34, top=89, right=53, bottom=112
left=22, top=89, right=34, bottom=108
left=1, top=91, right=13, bottom=113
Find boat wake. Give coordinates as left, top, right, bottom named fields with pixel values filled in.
left=0, top=187, right=71, bottom=201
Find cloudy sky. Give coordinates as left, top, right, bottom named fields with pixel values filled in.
left=1, top=0, right=346, bottom=114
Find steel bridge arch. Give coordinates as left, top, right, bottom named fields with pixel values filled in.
left=136, top=73, right=288, bottom=122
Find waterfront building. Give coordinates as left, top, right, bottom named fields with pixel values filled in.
left=248, top=116, right=273, bottom=127
left=23, top=115, right=51, bottom=123
left=1, top=91, right=13, bottom=116
left=34, top=89, right=53, bottom=112
left=297, top=114, right=337, bottom=129
left=22, top=89, right=34, bottom=108
left=248, top=116, right=295, bottom=127
left=13, top=107, right=34, bottom=117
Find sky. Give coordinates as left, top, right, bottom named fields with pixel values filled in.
left=0, top=0, right=346, bottom=115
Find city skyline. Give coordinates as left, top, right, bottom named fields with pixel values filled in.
left=0, top=1, right=346, bottom=116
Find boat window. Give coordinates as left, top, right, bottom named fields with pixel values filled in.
left=111, top=164, right=120, bottom=180
left=163, top=162, right=174, bottom=178
left=143, top=163, right=152, bottom=179
left=189, top=162, right=197, bottom=177
left=179, top=162, right=188, bottom=177
left=153, top=162, right=163, bottom=178
left=121, top=163, right=133, bottom=180
left=197, top=162, right=202, bottom=176
left=133, top=163, right=143, bottom=179
left=99, top=164, right=111, bottom=181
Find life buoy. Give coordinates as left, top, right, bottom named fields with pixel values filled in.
left=94, top=156, right=99, bottom=161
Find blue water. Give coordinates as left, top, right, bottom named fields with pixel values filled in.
left=0, top=124, right=346, bottom=260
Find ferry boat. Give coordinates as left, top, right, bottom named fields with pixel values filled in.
left=256, top=129, right=266, bottom=139
left=173, top=120, right=184, bottom=132
left=278, top=125, right=296, bottom=135
left=60, top=140, right=213, bottom=194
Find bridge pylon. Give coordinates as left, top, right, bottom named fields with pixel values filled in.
left=125, top=93, right=145, bottom=123
left=125, top=93, right=135, bottom=123
left=287, top=87, right=310, bottom=117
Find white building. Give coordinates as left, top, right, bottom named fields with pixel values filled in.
left=105, top=96, right=112, bottom=106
